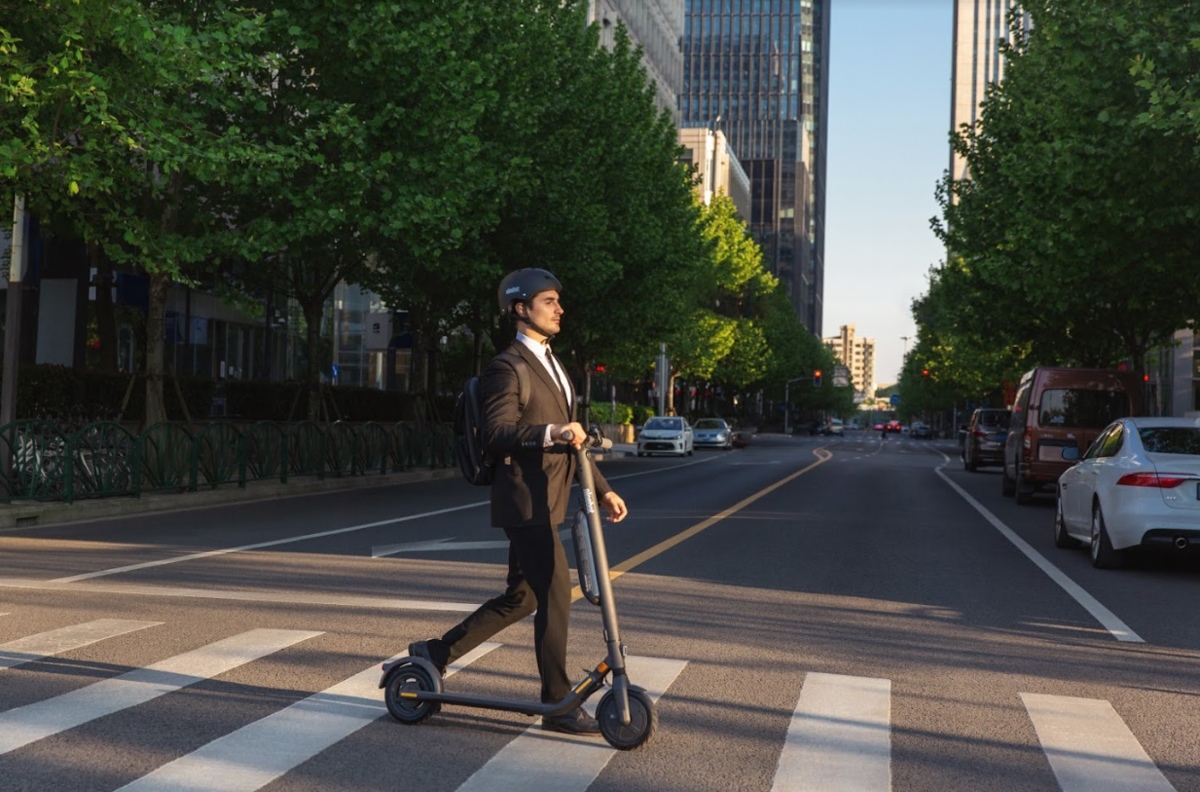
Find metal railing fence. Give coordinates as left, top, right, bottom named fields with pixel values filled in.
left=0, top=420, right=455, bottom=503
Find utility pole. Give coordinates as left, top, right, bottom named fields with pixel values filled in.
left=784, top=377, right=806, bottom=435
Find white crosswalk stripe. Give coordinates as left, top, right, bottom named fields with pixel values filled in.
left=0, top=628, right=321, bottom=756
left=0, top=618, right=160, bottom=671
left=771, top=672, right=891, bottom=792
left=115, top=642, right=501, bottom=792
left=1022, top=692, right=1177, bottom=792
left=0, top=618, right=1181, bottom=791
left=454, top=655, right=688, bottom=792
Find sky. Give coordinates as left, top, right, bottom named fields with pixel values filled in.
left=823, top=0, right=954, bottom=386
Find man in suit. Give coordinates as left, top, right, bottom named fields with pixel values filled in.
left=409, top=268, right=628, bottom=735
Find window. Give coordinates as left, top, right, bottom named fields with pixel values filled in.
left=1098, top=425, right=1124, bottom=457
left=1138, top=427, right=1200, bottom=455
left=1038, top=389, right=1130, bottom=429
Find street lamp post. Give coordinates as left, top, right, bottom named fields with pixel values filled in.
left=784, top=377, right=806, bottom=435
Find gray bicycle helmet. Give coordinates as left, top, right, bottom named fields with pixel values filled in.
left=497, top=268, right=562, bottom=317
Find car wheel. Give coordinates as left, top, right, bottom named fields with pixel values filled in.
left=1054, top=490, right=1078, bottom=549
left=1014, top=462, right=1034, bottom=504
left=637, top=452, right=645, bottom=458
left=1090, top=503, right=1126, bottom=569
left=1001, top=461, right=1016, bottom=497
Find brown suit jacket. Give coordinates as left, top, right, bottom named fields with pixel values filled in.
left=480, top=341, right=612, bottom=528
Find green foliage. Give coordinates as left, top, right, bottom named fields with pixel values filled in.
left=587, top=401, right=634, bottom=425
left=926, top=0, right=1200, bottom=405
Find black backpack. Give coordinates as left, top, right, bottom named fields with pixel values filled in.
left=453, top=351, right=530, bottom=486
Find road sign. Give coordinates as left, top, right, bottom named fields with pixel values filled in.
left=889, top=393, right=900, bottom=405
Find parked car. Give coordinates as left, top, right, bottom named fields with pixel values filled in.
left=911, top=422, right=932, bottom=439
left=961, top=408, right=1010, bottom=471
left=1003, top=367, right=1143, bottom=504
left=1056, top=417, right=1200, bottom=569
left=637, top=416, right=694, bottom=457
left=692, top=418, right=735, bottom=450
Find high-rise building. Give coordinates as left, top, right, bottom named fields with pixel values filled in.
left=680, top=0, right=830, bottom=336
left=589, top=1, right=685, bottom=123
left=677, top=127, right=752, bottom=220
left=950, top=0, right=1031, bottom=181
left=823, top=324, right=875, bottom=402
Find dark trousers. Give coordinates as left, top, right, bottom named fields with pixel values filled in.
left=431, top=524, right=572, bottom=703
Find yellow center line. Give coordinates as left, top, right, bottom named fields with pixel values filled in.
left=571, top=446, right=833, bottom=602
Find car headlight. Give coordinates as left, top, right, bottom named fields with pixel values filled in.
left=715, top=433, right=727, bottom=440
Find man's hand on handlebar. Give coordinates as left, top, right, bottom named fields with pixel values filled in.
left=552, top=422, right=588, bottom=449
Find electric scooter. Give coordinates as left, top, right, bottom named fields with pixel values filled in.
left=379, top=428, right=656, bottom=751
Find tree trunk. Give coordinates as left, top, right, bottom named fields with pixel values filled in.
left=472, top=329, right=484, bottom=377
left=143, top=271, right=170, bottom=427
left=90, top=243, right=118, bottom=373
left=303, top=300, right=324, bottom=423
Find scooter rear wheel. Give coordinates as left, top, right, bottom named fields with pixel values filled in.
left=597, top=687, right=656, bottom=750
left=384, top=663, right=441, bottom=724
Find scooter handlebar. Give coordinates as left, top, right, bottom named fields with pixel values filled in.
left=560, top=429, right=613, bottom=450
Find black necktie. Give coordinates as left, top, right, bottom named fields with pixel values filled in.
left=545, top=347, right=570, bottom=414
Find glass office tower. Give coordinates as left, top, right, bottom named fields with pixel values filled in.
left=681, top=0, right=829, bottom=335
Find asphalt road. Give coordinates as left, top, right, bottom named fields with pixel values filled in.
left=2, top=430, right=1199, bottom=791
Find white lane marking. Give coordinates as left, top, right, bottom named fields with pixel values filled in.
left=932, top=454, right=1143, bottom=643
left=45, top=458, right=716, bottom=583
left=116, top=642, right=501, bottom=792
left=0, top=577, right=480, bottom=613
left=1022, top=693, right=1175, bottom=792
left=48, top=504, right=490, bottom=583
left=771, top=672, right=891, bottom=792
left=373, top=529, right=570, bottom=559
left=0, top=628, right=321, bottom=756
left=455, top=655, right=688, bottom=792
left=0, top=619, right=161, bottom=671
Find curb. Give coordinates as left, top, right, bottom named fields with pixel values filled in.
left=0, top=468, right=463, bottom=530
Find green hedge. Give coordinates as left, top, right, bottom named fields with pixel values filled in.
left=5, top=364, right=454, bottom=424
left=588, top=401, right=658, bottom=425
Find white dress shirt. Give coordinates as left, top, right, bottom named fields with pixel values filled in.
left=516, top=333, right=573, bottom=446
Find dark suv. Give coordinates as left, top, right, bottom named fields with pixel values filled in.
left=962, top=408, right=1010, bottom=471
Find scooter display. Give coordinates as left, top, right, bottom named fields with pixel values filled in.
left=379, top=428, right=656, bottom=750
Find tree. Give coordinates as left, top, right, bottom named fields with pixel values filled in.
left=933, top=0, right=1200, bottom=380
left=2, top=0, right=284, bottom=425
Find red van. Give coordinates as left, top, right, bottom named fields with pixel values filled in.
left=1002, top=367, right=1144, bottom=504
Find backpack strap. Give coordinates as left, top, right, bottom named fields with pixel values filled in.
left=497, top=347, right=531, bottom=419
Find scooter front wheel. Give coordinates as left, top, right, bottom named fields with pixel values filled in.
left=597, top=687, right=656, bottom=750
left=384, top=663, right=441, bottom=724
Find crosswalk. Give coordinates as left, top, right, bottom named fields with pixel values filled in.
left=0, top=616, right=1183, bottom=792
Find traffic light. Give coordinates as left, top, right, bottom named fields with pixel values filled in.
left=922, top=368, right=930, bottom=377
left=813, top=369, right=822, bottom=388
left=595, top=364, right=606, bottom=374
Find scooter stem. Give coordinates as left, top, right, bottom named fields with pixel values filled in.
left=572, top=438, right=631, bottom=726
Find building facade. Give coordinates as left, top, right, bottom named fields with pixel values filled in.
left=823, top=324, right=875, bottom=403
left=678, top=127, right=752, bottom=219
left=589, top=0, right=685, bottom=123
left=680, top=0, right=830, bottom=336
left=950, top=0, right=1030, bottom=181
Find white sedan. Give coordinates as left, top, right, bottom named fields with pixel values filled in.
left=1055, top=417, right=1200, bottom=569
left=636, top=417, right=694, bottom=457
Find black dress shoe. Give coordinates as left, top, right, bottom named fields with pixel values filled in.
left=541, top=707, right=601, bottom=735
left=408, top=641, right=446, bottom=675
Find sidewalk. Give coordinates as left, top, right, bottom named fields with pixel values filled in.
left=0, top=443, right=638, bottom=531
